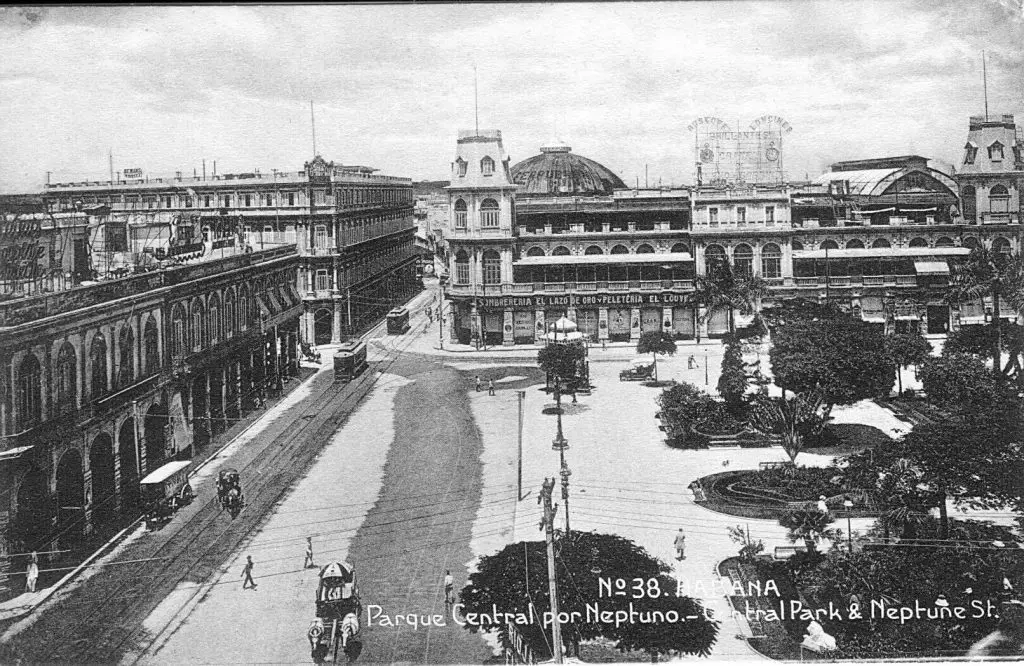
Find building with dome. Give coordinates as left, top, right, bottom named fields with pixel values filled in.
left=442, top=124, right=1022, bottom=347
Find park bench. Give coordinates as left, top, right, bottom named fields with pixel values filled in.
left=759, top=461, right=789, bottom=471
left=773, top=545, right=808, bottom=560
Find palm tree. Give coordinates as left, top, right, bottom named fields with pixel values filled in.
left=875, top=458, right=929, bottom=541
left=692, top=261, right=769, bottom=340
left=747, top=391, right=826, bottom=466
left=946, top=247, right=1024, bottom=377
left=779, top=509, right=834, bottom=553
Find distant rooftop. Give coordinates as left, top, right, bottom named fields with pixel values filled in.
left=969, top=114, right=1016, bottom=130
left=831, top=156, right=929, bottom=172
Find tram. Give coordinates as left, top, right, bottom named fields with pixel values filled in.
left=385, top=307, right=410, bottom=335
left=333, top=341, right=368, bottom=383
left=140, top=461, right=194, bottom=528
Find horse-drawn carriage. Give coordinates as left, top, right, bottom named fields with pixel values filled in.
left=300, top=342, right=322, bottom=363
left=217, top=468, right=244, bottom=518
left=140, top=461, right=194, bottom=529
left=308, top=561, right=363, bottom=664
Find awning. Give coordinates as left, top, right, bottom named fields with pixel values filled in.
left=515, top=252, right=693, bottom=267
left=914, top=261, right=950, bottom=275
left=0, top=445, right=34, bottom=462
left=861, top=314, right=886, bottom=323
left=285, top=283, right=303, bottom=307
left=257, top=293, right=273, bottom=319
left=794, top=247, right=970, bottom=260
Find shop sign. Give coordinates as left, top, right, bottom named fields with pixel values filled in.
left=474, top=292, right=694, bottom=309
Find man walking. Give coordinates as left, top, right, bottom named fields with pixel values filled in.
left=475, top=376, right=482, bottom=392
left=25, top=552, right=38, bottom=593
left=444, top=569, right=455, bottom=606
left=488, top=379, right=495, bottom=396
left=242, top=555, right=258, bottom=590
left=304, top=537, right=315, bottom=569
left=674, top=528, right=687, bottom=561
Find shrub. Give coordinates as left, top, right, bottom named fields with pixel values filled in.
left=657, top=382, right=719, bottom=444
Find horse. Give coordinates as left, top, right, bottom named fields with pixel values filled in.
left=225, top=487, right=243, bottom=518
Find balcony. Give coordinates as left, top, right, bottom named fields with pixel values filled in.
left=979, top=211, right=1019, bottom=225
left=792, top=275, right=918, bottom=289
left=446, top=279, right=697, bottom=297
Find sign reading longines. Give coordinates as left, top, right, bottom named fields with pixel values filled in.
left=471, top=293, right=694, bottom=309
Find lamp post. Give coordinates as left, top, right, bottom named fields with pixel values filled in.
left=843, top=496, right=854, bottom=552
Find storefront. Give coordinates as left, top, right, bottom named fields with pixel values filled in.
left=608, top=308, right=631, bottom=342
left=640, top=308, right=662, bottom=333
left=513, top=310, right=535, bottom=345
left=576, top=309, right=599, bottom=341
left=483, top=312, right=503, bottom=346
left=707, top=308, right=730, bottom=338
left=671, top=306, right=695, bottom=339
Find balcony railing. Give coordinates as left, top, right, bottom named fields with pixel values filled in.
left=446, top=279, right=698, bottom=297
left=793, top=275, right=918, bottom=288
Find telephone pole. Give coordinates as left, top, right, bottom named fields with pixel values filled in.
left=539, top=478, right=563, bottom=663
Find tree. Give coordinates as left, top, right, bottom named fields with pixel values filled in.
left=458, top=532, right=719, bottom=661
left=769, top=308, right=893, bottom=415
left=873, top=458, right=930, bottom=541
left=918, top=353, right=999, bottom=415
left=883, top=330, right=932, bottom=395
left=717, top=339, right=748, bottom=412
left=727, top=524, right=765, bottom=562
left=946, top=246, right=1024, bottom=378
left=636, top=330, right=677, bottom=383
left=944, top=322, right=1024, bottom=380
left=656, top=382, right=719, bottom=445
left=692, top=261, right=769, bottom=339
left=747, top=391, right=827, bottom=465
left=537, top=341, right=587, bottom=406
left=778, top=509, right=834, bottom=553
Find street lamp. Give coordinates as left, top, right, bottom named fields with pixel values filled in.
left=552, top=380, right=569, bottom=451
left=843, top=496, right=854, bottom=552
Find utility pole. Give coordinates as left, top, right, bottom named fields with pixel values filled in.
left=517, top=390, right=525, bottom=500
left=539, top=478, right=563, bottom=663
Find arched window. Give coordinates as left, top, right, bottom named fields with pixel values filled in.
left=16, top=354, right=42, bottom=430
left=935, top=237, right=954, bottom=247
left=819, top=240, right=839, bottom=251
left=845, top=239, right=864, bottom=249
left=144, top=316, right=159, bottom=374
left=55, top=343, right=77, bottom=414
left=455, top=250, right=470, bottom=285
left=992, top=237, right=1011, bottom=257
left=733, top=243, right=753, bottom=276
left=454, top=199, right=467, bottom=228
left=527, top=246, right=546, bottom=257
left=480, top=198, right=499, bottom=227
left=872, top=238, right=891, bottom=249
left=908, top=237, right=929, bottom=248
left=961, top=185, right=976, bottom=221
left=962, top=236, right=980, bottom=250
left=208, top=294, right=221, bottom=345
left=761, top=244, right=782, bottom=279
left=635, top=244, right=655, bottom=254
left=481, top=156, right=495, bottom=176
left=584, top=245, right=604, bottom=255
left=482, top=250, right=502, bottom=285
left=117, top=323, right=135, bottom=388
left=224, top=289, right=235, bottom=338
left=552, top=246, right=571, bottom=256
left=704, top=244, right=726, bottom=273
left=455, top=158, right=467, bottom=178
left=791, top=240, right=804, bottom=251
left=191, top=299, right=205, bottom=352
left=610, top=244, right=629, bottom=255
left=90, top=333, right=108, bottom=396
left=238, top=286, right=249, bottom=332
left=990, top=184, right=1010, bottom=213
left=670, top=243, right=690, bottom=254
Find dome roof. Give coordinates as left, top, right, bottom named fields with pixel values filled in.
left=511, top=143, right=626, bottom=196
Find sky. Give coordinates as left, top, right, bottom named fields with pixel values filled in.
left=1, top=1, right=1023, bottom=193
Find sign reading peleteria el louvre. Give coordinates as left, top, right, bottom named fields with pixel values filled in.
left=472, top=292, right=695, bottom=310
left=689, top=115, right=793, bottom=186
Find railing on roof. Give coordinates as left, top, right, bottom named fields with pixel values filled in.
left=0, top=245, right=297, bottom=327
left=44, top=170, right=411, bottom=190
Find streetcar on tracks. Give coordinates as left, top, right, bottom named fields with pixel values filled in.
left=333, top=341, right=368, bottom=383
left=140, top=461, right=194, bottom=528
left=385, top=307, right=410, bottom=335
left=308, top=561, right=363, bottom=663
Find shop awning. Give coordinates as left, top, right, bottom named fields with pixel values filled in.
left=794, top=247, right=970, bottom=260
left=257, top=293, right=273, bottom=319
left=515, top=252, right=692, bottom=266
left=914, top=261, right=950, bottom=275
left=0, top=445, right=34, bottom=462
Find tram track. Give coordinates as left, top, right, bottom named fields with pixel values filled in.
left=4, top=296, right=435, bottom=664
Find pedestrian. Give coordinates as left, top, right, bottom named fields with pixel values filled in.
left=674, top=529, right=686, bottom=561
left=817, top=495, right=829, bottom=515
left=475, top=376, right=482, bottom=392
left=488, top=379, right=495, bottom=396
left=304, top=537, right=315, bottom=569
left=444, top=569, right=454, bottom=605
left=25, top=551, right=38, bottom=593
left=242, top=555, right=258, bottom=590
left=687, top=354, right=696, bottom=369
left=601, top=339, right=607, bottom=351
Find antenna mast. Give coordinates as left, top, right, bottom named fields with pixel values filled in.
left=311, top=100, right=318, bottom=156
left=983, top=51, right=989, bottom=122
left=474, top=65, right=480, bottom=135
